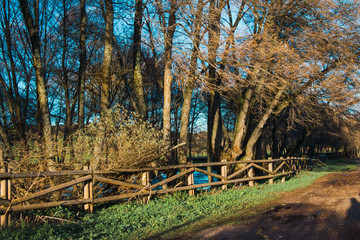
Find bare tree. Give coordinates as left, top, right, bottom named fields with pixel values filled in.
left=155, top=0, right=179, bottom=162
left=178, top=0, right=205, bottom=164
left=93, top=0, right=114, bottom=169
left=78, top=0, right=87, bottom=128
left=206, top=0, right=227, bottom=163
left=225, top=0, right=360, bottom=161
left=19, top=0, right=55, bottom=171
left=132, top=0, right=147, bottom=119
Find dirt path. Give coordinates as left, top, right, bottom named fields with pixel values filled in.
left=179, top=167, right=360, bottom=240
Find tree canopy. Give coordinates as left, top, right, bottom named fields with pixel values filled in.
left=0, top=0, right=359, bottom=170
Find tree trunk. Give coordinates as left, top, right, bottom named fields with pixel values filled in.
left=78, top=0, right=87, bottom=129
left=93, top=0, right=113, bottom=169
left=19, top=0, right=55, bottom=171
left=62, top=0, right=71, bottom=147
left=132, top=0, right=147, bottom=119
left=207, top=0, right=226, bottom=163
left=231, top=88, right=253, bottom=159
left=160, top=0, right=177, bottom=163
left=242, top=88, right=285, bottom=160
left=178, top=0, right=204, bottom=165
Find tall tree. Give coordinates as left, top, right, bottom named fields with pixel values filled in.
left=206, top=0, right=226, bottom=163
left=178, top=0, right=205, bottom=164
left=0, top=0, right=27, bottom=144
left=227, top=0, right=360, bottom=161
left=132, top=0, right=147, bottom=119
left=93, top=0, right=114, bottom=169
left=155, top=0, right=178, bottom=161
left=19, top=0, right=55, bottom=171
left=78, top=0, right=87, bottom=128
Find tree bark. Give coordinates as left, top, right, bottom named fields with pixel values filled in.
left=207, top=0, right=226, bottom=163
left=78, top=0, right=87, bottom=129
left=157, top=0, right=177, bottom=163
left=93, top=0, right=113, bottom=169
left=231, top=88, right=253, bottom=159
left=242, top=87, right=285, bottom=160
left=178, top=0, right=204, bottom=165
left=132, top=0, right=147, bottom=119
left=62, top=0, right=72, bottom=147
left=19, top=0, right=55, bottom=171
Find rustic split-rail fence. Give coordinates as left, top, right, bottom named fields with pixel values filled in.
left=0, top=157, right=319, bottom=226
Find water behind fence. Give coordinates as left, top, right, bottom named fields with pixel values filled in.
left=0, top=157, right=320, bottom=226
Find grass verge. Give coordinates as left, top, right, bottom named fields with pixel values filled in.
left=1, top=159, right=358, bottom=240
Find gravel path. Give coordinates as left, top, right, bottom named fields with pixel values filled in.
left=177, top=165, right=360, bottom=240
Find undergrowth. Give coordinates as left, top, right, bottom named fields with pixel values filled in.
left=1, top=159, right=357, bottom=240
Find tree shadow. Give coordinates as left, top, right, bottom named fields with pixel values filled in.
left=342, top=194, right=360, bottom=240
left=145, top=216, right=203, bottom=240
left=151, top=190, right=360, bottom=240
left=185, top=203, right=343, bottom=240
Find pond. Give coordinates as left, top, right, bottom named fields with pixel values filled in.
left=152, top=170, right=219, bottom=190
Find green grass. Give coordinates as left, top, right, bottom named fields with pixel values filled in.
left=1, top=159, right=358, bottom=240
left=313, top=158, right=358, bottom=172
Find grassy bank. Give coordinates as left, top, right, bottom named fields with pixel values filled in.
left=1, top=159, right=358, bottom=240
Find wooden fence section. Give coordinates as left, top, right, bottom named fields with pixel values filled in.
left=0, top=157, right=316, bottom=226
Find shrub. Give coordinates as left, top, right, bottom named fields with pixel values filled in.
left=71, top=105, right=166, bottom=170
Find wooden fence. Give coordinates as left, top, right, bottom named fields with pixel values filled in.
left=0, top=157, right=317, bottom=226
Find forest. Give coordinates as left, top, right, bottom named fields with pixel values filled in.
left=1, top=0, right=360, bottom=172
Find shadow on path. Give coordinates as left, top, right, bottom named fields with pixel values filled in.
left=342, top=194, right=360, bottom=240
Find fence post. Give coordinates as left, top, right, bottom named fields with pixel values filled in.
left=207, top=165, right=212, bottom=183
left=221, top=159, right=227, bottom=190
left=280, top=157, right=285, bottom=183
left=292, top=157, right=296, bottom=173
left=296, top=158, right=300, bottom=173
left=89, top=168, right=93, bottom=212
left=268, top=157, right=273, bottom=184
left=83, top=166, right=93, bottom=212
left=187, top=170, right=194, bottom=196
left=142, top=172, right=150, bottom=202
left=305, top=157, right=309, bottom=170
left=248, top=163, right=254, bottom=187
left=1, top=166, right=11, bottom=227
left=287, top=156, right=292, bottom=177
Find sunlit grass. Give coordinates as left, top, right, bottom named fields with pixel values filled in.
left=312, top=158, right=358, bottom=172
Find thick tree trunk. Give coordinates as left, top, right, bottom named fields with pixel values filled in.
left=179, top=85, right=193, bottom=164
left=207, top=0, right=225, bottom=163
left=19, top=0, right=55, bottom=171
left=93, top=0, right=113, bottom=169
left=242, top=88, right=285, bottom=160
left=231, top=88, right=253, bottom=159
left=161, top=0, right=177, bottom=163
left=132, top=0, right=147, bottom=119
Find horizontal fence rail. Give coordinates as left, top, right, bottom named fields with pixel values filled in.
left=0, top=157, right=319, bottom=226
